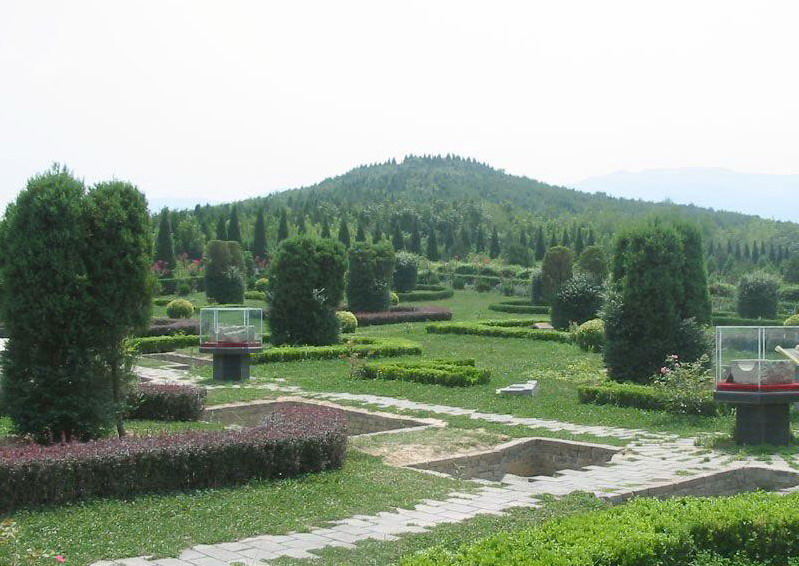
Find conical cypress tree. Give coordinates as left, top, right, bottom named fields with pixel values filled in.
left=338, top=218, right=351, bottom=247
left=372, top=225, right=383, bottom=243
left=320, top=219, right=331, bottom=239
left=519, top=231, right=528, bottom=248
left=575, top=229, right=585, bottom=256
left=409, top=219, right=422, bottom=254
left=277, top=210, right=290, bottom=242
left=752, top=241, right=760, bottom=263
left=587, top=228, right=596, bottom=246
left=297, top=215, right=307, bottom=235
left=535, top=227, right=546, bottom=261
left=675, top=222, right=711, bottom=325
left=215, top=216, right=227, bottom=241
left=561, top=228, right=571, bottom=247
left=355, top=221, right=367, bottom=242
left=426, top=226, right=440, bottom=261
left=252, top=208, right=268, bottom=259
left=156, top=209, right=176, bottom=268
left=227, top=205, right=242, bottom=243
left=475, top=225, right=486, bottom=253
left=391, top=224, right=404, bottom=251
left=489, top=227, right=501, bottom=259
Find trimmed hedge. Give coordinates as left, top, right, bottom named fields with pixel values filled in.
left=402, top=492, right=799, bottom=566
left=251, top=337, right=422, bottom=363
left=488, top=301, right=550, bottom=315
left=143, top=318, right=200, bottom=337
left=354, top=305, right=453, bottom=326
left=426, top=319, right=568, bottom=342
left=0, top=404, right=347, bottom=512
left=128, top=334, right=200, bottom=354
left=244, top=290, right=266, bottom=301
left=712, top=315, right=783, bottom=327
left=127, top=383, right=206, bottom=421
left=357, top=359, right=489, bottom=387
left=780, top=285, right=799, bottom=302
left=396, top=286, right=454, bottom=302
left=577, top=382, right=718, bottom=416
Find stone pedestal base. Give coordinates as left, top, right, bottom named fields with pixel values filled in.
left=212, top=352, right=251, bottom=381
left=734, top=404, right=791, bottom=446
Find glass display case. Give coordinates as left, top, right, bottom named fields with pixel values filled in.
left=715, top=326, right=799, bottom=392
left=200, top=307, right=264, bottom=350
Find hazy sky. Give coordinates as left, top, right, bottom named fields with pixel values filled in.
left=1, top=1, right=798, bottom=212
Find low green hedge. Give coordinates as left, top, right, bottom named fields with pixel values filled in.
left=244, top=290, right=266, bottom=301
left=128, top=334, right=200, bottom=354
left=712, top=314, right=783, bottom=326
left=127, top=383, right=207, bottom=421
left=403, top=492, right=799, bottom=566
left=396, top=286, right=454, bottom=302
left=577, top=382, right=719, bottom=416
left=488, top=301, right=550, bottom=314
left=357, top=359, right=490, bottom=387
left=426, top=319, right=568, bottom=342
left=251, top=337, right=422, bottom=363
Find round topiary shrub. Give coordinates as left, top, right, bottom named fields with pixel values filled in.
left=268, top=236, right=347, bottom=346
left=166, top=299, right=194, bottom=319
left=737, top=271, right=780, bottom=319
left=254, top=277, right=269, bottom=293
left=573, top=319, right=605, bottom=352
left=346, top=241, right=395, bottom=312
left=390, top=292, right=399, bottom=306
left=336, top=310, right=358, bottom=333
left=393, top=252, right=419, bottom=293
left=550, top=276, right=603, bottom=330
left=785, top=314, right=799, bottom=326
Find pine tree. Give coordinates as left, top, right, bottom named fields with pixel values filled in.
left=534, top=227, right=546, bottom=261
left=227, top=205, right=242, bottom=243
left=574, top=229, right=585, bottom=256
left=561, top=228, right=571, bottom=247
left=409, top=218, right=422, bottom=254
left=391, top=224, right=404, bottom=251
left=587, top=228, right=596, bottom=246
left=372, top=225, right=383, bottom=243
left=156, top=209, right=176, bottom=268
left=425, top=226, right=440, bottom=261
left=443, top=224, right=455, bottom=257
left=277, top=209, right=290, bottom=242
left=549, top=231, right=558, bottom=248
left=338, top=218, right=351, bottom=247
left=215, top=217, right=227, bottom=240
left=752, top=240, right=760, bottom=263
left=297, top=215, right=307, bottom=235
left=489, top=227, right=501, bottom=259
left=355, top=221, right=367, bottom=242
left=320, top=219, right=331, bottom=239
left=252, top=208, right=268, bottom=259
left=475, top=225, right=486, bottom=253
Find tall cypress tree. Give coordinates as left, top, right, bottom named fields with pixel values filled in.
left=156, top=209, right=176, bottom=268
left=534, top=227, right=546, bottom=261
left=675, top=222, right=712, bottom=325
left=215, top=216, right=227, bottom=240
left=391, top=224, right=404, bottom=251
left=409, top=218, right=422, bottom=254
left=355, top=221, right=367, bottom=242
left=587, top=228, right=596, bottom=246
left=277, top=209, right=290, bottom=242
left=426, top=226, right=440, bottom=261
left=338, top=218, right=351, bottom=247
left=320, top=219, right=331, bottom=239
left=475, top=225, right=486, bottom=253
left=252, top=207, right=268, bottom=259
left=297, top=214, right=307, bottom=235
left=227, top=205, right=242, bottom=243
left=574, top=229, right=585, bottom=255
left=372, top=224, right=383, bottom=243
left=489, top=227, right=501, bottom=259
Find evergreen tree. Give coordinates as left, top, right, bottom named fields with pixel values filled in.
left=587, top=228, right=596, bottom=246
left=355, top=221, right=367, bottom=242
left=391, top=224, right=404, bottom=251
left=475, top=225, right=486, bottom=253
left=252, top=207, right=268, bottom=260
left=215, top=216, right=227, bottom=240
left=519, top=230, right=528, bottom=248
left=227, top=205, right=242, bottom=243
left=175, top=217, right=206, bottom=259
left=561, top=228, right=571, bottom=247
left=426, top=226, right=440, bottom=261
left=297, top=214, right=307, bottom=235
left=675, top=222, right=711, bottom=325
left=752, top=240, right=760, bottom=263
left=541, top=246, right=573, bottom=302
left=409, top=218, right=422, bottom=254
left=338, top=218, right=351, bottom=247
left=277, top=209, right=290, bottom=242
left=155, top=209, right=176, bottom=268
left=534, top=227, right=546, bottom=261
left=372, top=224, right=383, bottom=243
left=574, top=229, right=585, bottom=256
left=549, top=231, right=558, bottom=247
left=320, top=219, right=331, bottom=239
left=489, top=226, right=501, bottom=259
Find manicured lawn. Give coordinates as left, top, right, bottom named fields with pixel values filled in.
left=0, top=452, right=471, bottom=565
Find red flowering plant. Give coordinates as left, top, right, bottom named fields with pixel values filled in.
left=151, top=260, right=171, bottom=278
left=652, top=354, right=715, bottom=415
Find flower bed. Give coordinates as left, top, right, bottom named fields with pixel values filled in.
left=488, top=300, right=550, bottom=315
left=127, top=383, right=207, bottom=421
left=403, top=492, right=799, bottom=566
left=357, top=359, right=490, bottom=387
left=0, top=404, right=347, bottom=512
left=395, top=286, right=454, bottom=302
left=251, top=337, right=422, bottom=363
left=426, top=319, right=568, bottom=343
left=354, top=305, right=453, bottom=326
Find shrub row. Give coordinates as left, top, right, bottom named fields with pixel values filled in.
left=403, top=492, right=799, bottom=566
left=251, top=337, right=422, bottom=363
left=488, top=301, right=550, bottom=314
left=143, top=318, right=200, bottom=337
left=0, top=404, right=347, bottom=512
left=712, top=315, right=783, bottom=327
left=157, top=276, right=204, bottom=296
left=354, top=305, right=453, bottom=326
left=128, top=334, right=200, bottom=354
left=577, top=382, right=719, bottom=416
left=396, top=287, right=454, bottom=302
left=244, top=290, right=266, bottom=301
left=357, top=359, right=490, bottom=387
left=127, top=383, right=207, bottom=421
left=426, top=319, right=568, bottom=342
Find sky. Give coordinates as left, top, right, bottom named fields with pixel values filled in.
left=1, top=1, right=798, bottom=214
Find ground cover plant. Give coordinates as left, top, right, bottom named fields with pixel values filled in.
left=403, top=492, right=799, bottom=566
left=354, top=305, right=453, bottom=326
left=357, top=359, right=490, bottom=387
left=426, top=318, right=567, bottom=342
left=0, top=404, right=347, bottom=512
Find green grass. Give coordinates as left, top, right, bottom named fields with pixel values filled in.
left=270, top=493, right=606, bottom=566
left=0, top=452, right=472, bottom=565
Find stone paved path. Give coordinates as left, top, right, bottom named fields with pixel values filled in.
left=90, top=366, right=796, bottom=566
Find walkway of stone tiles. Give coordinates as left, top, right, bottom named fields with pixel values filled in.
left=95, top=366, right=794, bottom=566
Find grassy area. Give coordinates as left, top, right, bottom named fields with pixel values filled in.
left=270, top=493, right=606, bottom=566
left=0, top=452, right=472, bottom=565
left=151, top=291, right=264, bottom=319
left=199, top=290, right=737, bottom=438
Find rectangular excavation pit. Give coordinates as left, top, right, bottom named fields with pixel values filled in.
left=408, top=437, right=620, bottom=481
left=203, top=398, right=439, bottom=436
left=607, top=466, right=799, bottom=503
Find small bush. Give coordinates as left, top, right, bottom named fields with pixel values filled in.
left=417, top=270, right=440, bottom=285
left=785, top=314, right=799, bottom=326
left=251, top=337, right=422, bottom=363
left=254, top=277, right=270, bottom=293
left=550, top=276, right=603, bottom=330
left=357, top=359, right=489, bottom=387
left=127, top=383, right=206, bottom=421
left=177, top=280, right=192, bottom=296
left=452, top=276, right=465, bottom=290
left=427, top=319, right=568, bottom=342
left=390, top=292, right=400, bottom=306
left=336, top=311, right=358, bottom=333
left=393, top=252, right=419, bottom=292
left=128, top=334, right=200, bottom=354
left=354, top=305, right=453, bottom=326
left=396, top=287, right=454, bottom=302
left=530, top=268, right=544, bottom=305
left=244, top=290, right=266, bottom=301
left=572, top=319, right=605, bottom=352
left=0, top=404, right=347, bottom=512
left=737, top=271, right=780, bottom=319
left=166, top=299, right=194, bottom=319
left=475, top=278, right=492, bottom=293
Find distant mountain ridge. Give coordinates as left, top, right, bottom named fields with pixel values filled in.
left=572, top=167, right=799, bottom=222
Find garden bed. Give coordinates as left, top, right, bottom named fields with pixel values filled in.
left=426, top=319, right=567, bottom=342
left=354, top=305, right=453, bottom=326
